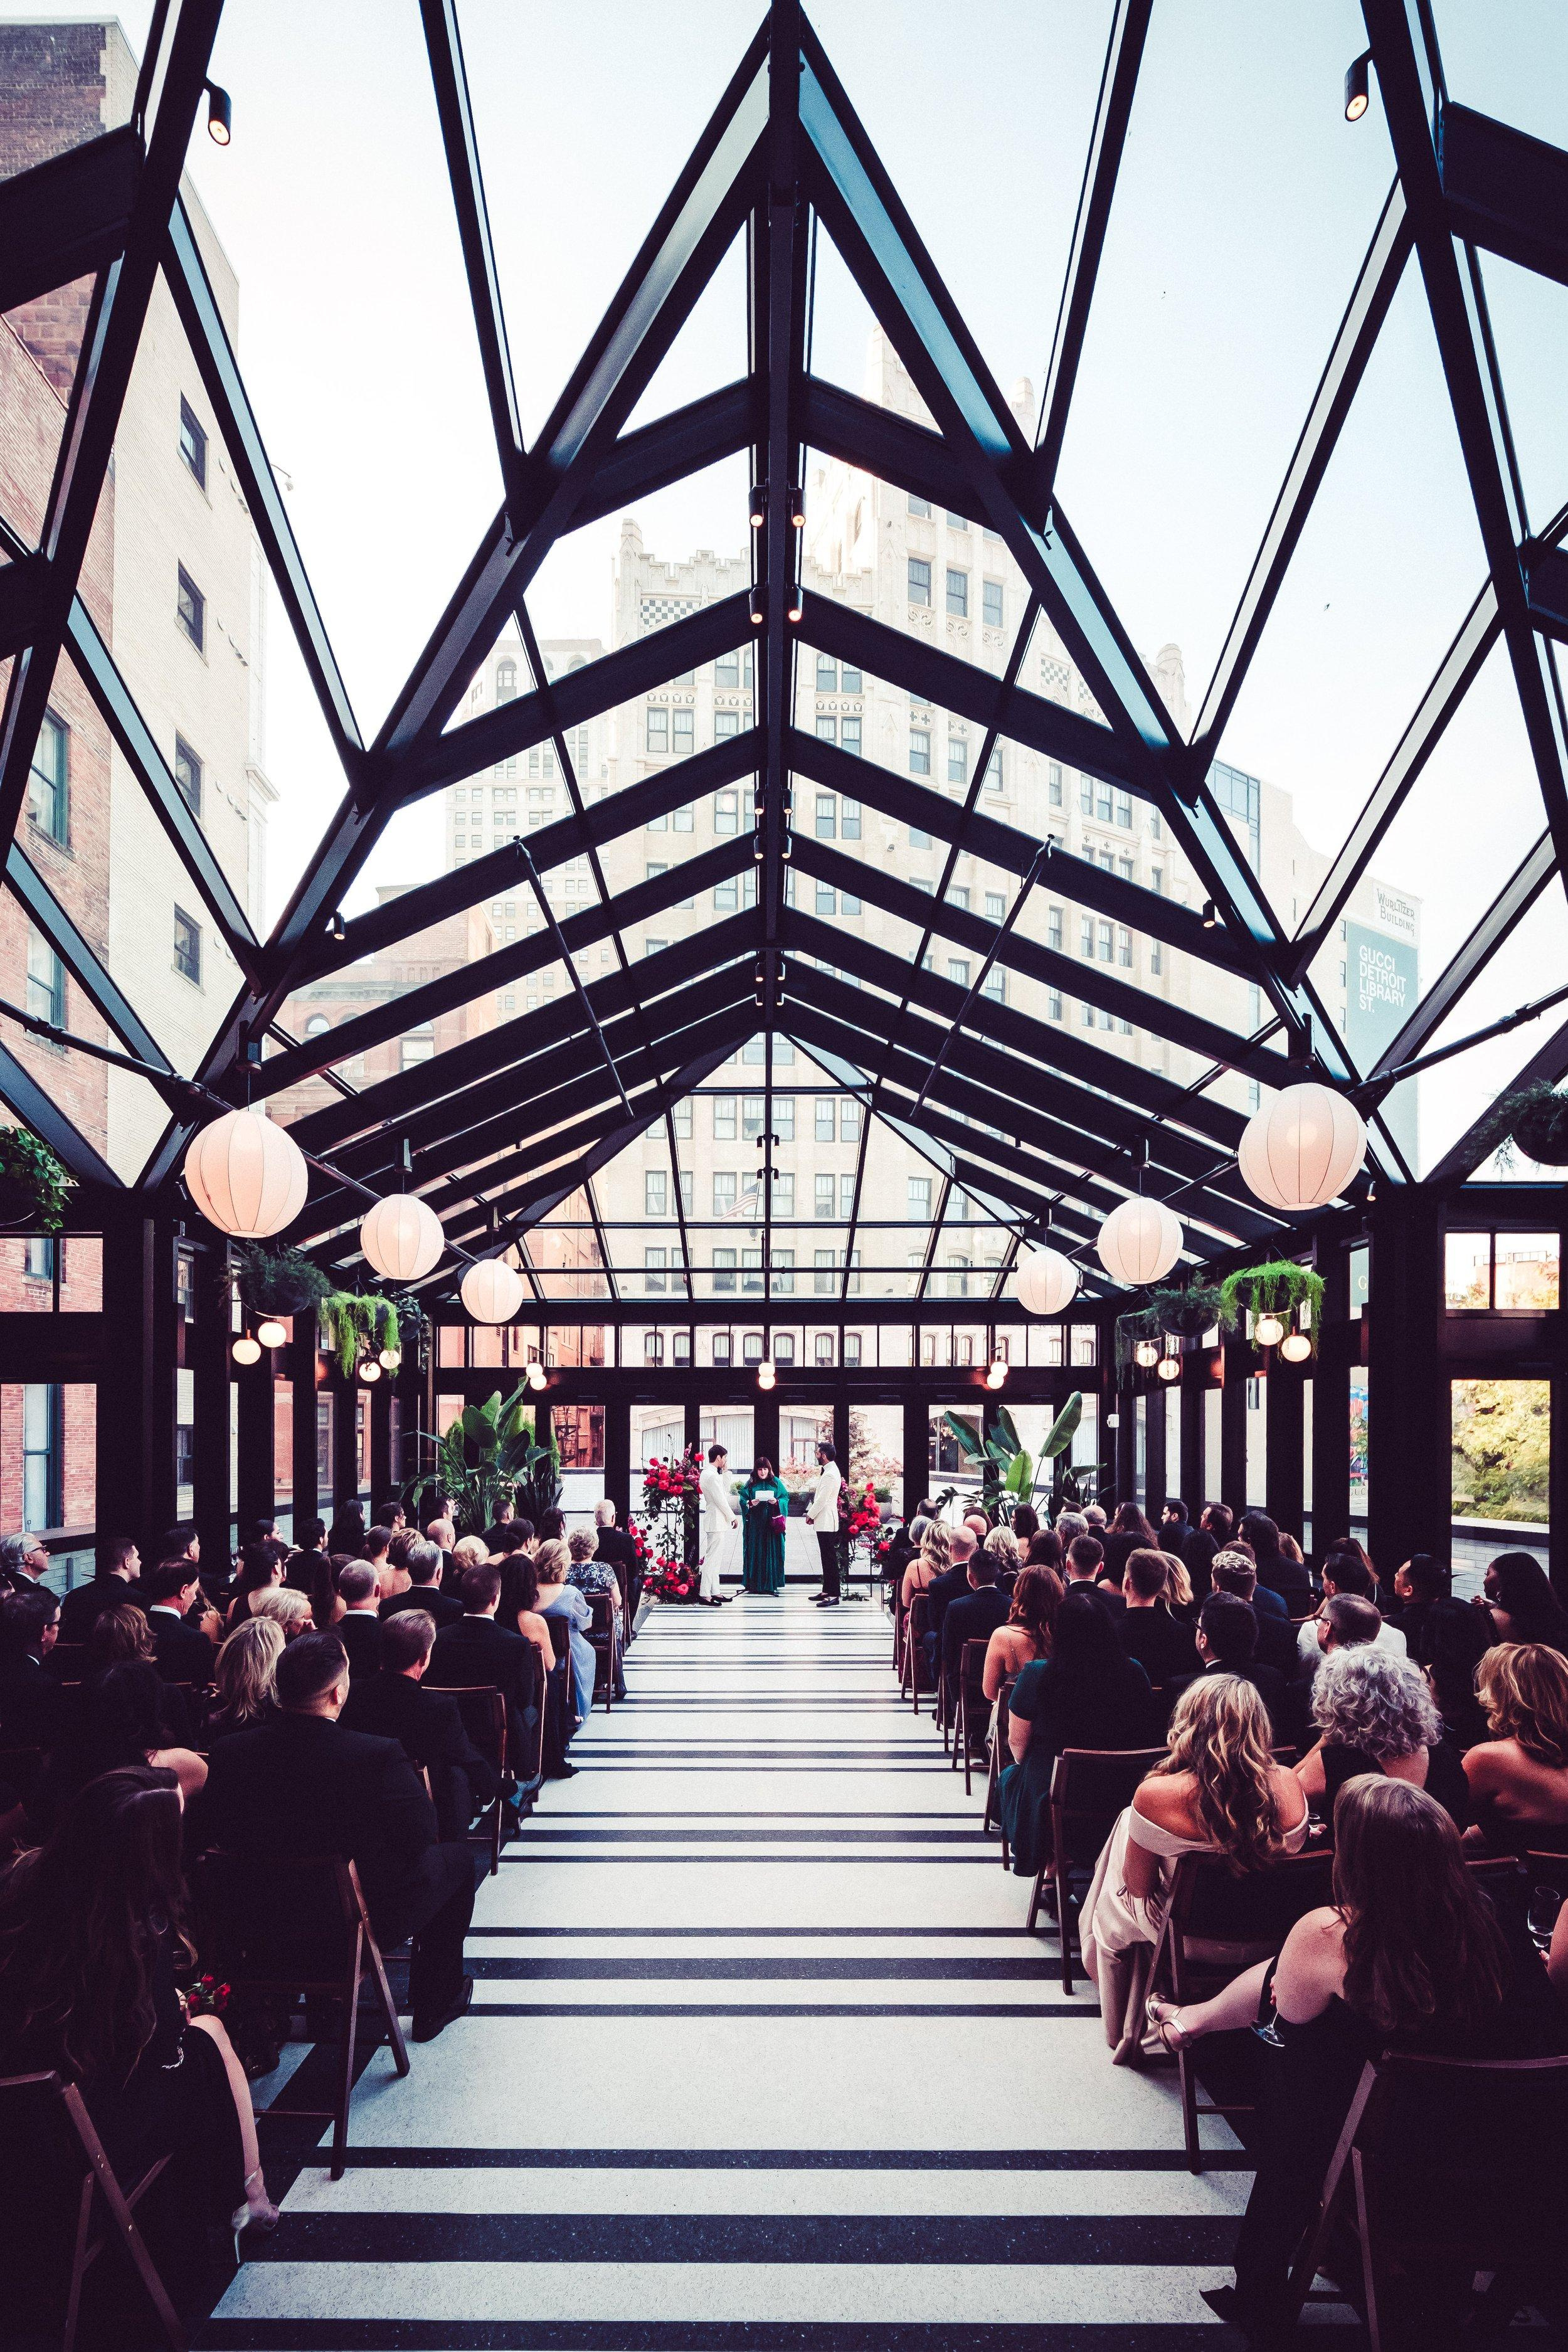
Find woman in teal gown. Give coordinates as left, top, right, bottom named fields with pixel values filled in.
left=740, top=1456, right=789, bottom=1594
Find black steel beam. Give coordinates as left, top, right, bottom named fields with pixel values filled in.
left=0, top=554, right=47, bottom=660
left=0, top=1041, right=120, bottom=1187
left=0, top=122, right=141, bottom=314
left=1437, top=100, right=1568, bottom=291
left=1369, top=829, right=1557, bottom=1077
left=1525, top=545, right=1568, bottom=644
left=4, top=844, right=172, bottom=1073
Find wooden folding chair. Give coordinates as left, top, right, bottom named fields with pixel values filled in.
left=950, top=1638, right=992, bottom=1795
left=899, top=1591, right=932, bottom=1713
left=198, top=1851, right=408, bottom=2181
left=1030, top=1746, right=1167, bottom=1988
left=426, top=1682, right=509, bottom=1873
left=0, top=2069, right=187, bottom=2351
left=983, top=1677, right=1015, bottom=1854
left=586, top=1589, right=621, bottom=1712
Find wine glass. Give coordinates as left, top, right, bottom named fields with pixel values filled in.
left=1527, top=1884, right=1564, bottom=1956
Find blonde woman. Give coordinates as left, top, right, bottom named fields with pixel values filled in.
left=901, top=1522, right=950, bottom=1609
left=250, top=1586, right=315, bottom=1640
left=204, top=1617, right=284, bottom=1744
left=982, top=1526, right=1021, bottom=1581
left=535, top=1537, right=596, bottom=1727
left=1463, top=1643, right=1568, bottom=1851
left=1082, top=1674, right=1308, bottom=2060
left=453, top=1534, right=489, bottom=1572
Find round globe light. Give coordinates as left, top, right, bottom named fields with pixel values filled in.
left=1279, top=1331, right=1313, bottom=1364
left=1096, top=1196, right=1183, bottom=1287
left=378, top=1347, right=401, bottom=1371
left=460, top=1256, right=524, bottom=1324
left=231, top=1334, right=262, bottom=1365
left=524, top=1360, right=548, bottom=1393
left=255, top=1318, right=288, bottom=1350
left=1014, top=1246, right=1079, bottom=1317
left=358, top=1358, right=381, bottom=1384
left=1239, top=1083, right=1366, bottom=1212
left=1133, top=1338, right=1161, bottom=1369
left=985, top=1359, right=1008, bottom=1390
left=184, top=1108, right=308, bottom=1239
left=1254, top=1312, right=1286, bottom=1348
left=1156, top=1353, right=1182, bottom=1382
left=359, top=1193, right=444, bottom=1284
left=756, top=1360, right=776, bottom=1391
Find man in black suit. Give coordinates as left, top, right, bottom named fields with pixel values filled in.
left=382, top=1540, right=462, bottom=1630
left=923, top=1528, right=979, bottom=1686
left=429, top=1562, right=542, bottom=1780
left=941, top=1551, right=1012, bottom=1714
left=1120, top=1549, right=1199, bottom=1685
left=482, top=1500, right=517, bottom=1553
left=56, top=1537, right=144, bottom=1643
left=143, top=1559, right=221, bottom=1684
left=1212, top=1557, right=1297, bottom=1677
left=336, top=1562, right=383, bottom=1680
left=0, top=1588, right=65, bottom=1747
left=286, top=1521, right=331, bottom=1593
left=1180, top=1505, right=1231, bottom=1605
left=193, top=1631, right=475, bottom=2040
left=342, top=1608, right=499, bottom=1841
left=590, top=1501, right=640, bottom=1619
left=0, top=1532, right=51, bottom=1597
left=1064, top=1534, right=1125, bottom=1617
left=1195, top=1592, right=1285, bottom=1732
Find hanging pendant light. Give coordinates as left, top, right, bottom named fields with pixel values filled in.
left=360, top=1194, right=444, bottom=1283
left=1157, top=1352, right=1182, bottom=1382
left=1014, top=1245, right=1079, bottom=1317
left=231, top=1333, right=262, bottom=1365
left=1133, top=1338, right=1161, bottom=1370
left=184, top=1107, right=309, bottom=1239
left=1253, top=1311, right=1286, bottom=1348
left=756, top=1359, right=776, bottom=1391
left=460, top=1256, right=524, bottom=1323
left=1238, top=1083, right=1366, bottom=1212
left=358, top=1358, right=382, bottom=1384
left=524, top=1360, right=548, bottom=1393
left=255, top=1318, right=288, bottom=1350
left=1096, top=1195, right=1182, bottom=1287
left=1279, top=1330, right=1313, bottom=1363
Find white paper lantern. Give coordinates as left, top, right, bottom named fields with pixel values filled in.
left=183, top=1108, right=308, bottom=1239
left=1014, top=1245, right=1079, bottom=1317
left=1096, top=1196, right=1183, bottom=1287
left=360, top=1194, right=444, bottom=1283
left=460, top=1256, right=524, bottom=1323
left=1239, top=1083, right=1365, bottom=1212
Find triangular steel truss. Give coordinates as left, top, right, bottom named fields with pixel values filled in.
left=2, top=0, right=1566, bottom=1304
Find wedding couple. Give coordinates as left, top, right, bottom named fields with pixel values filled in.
left=698, top=1441, right=844, bottom=1604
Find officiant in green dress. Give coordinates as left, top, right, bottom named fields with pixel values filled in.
left=740, top=1456, right=789, bottom=1594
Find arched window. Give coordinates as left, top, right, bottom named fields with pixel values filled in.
left=304, top=1014, right=331, bottom=1037
left=495, top=658, right=517, bottom=704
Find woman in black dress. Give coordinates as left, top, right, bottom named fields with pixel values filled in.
left=997, top=1589, right=1157, bottom=1875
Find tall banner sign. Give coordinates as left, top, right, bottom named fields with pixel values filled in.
left=1346, top=891, right=1419, bottom=1166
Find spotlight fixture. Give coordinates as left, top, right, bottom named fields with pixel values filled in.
left=1279, top=1331, right=1313, bottom=1364
left=327, top=909, right=346, bottom=943
left=1253, top=1311, right=1286, bottom=1349
left=525, top=1360, right=548, bottom=1393
left=985, top=1357, right=1008, bottom=1390
left=378, top=1347, right=401, bottom=1370
left=749, top=586, right=765, bottom=626
left=358, top=1358, right=381, bottom=1384
left=790, top=486, right=805, bottom=528
left=1344, top=48, right=1372, bottom=121
left=756, top=1359, right=776, bottom=1391
left=781, top=834, right=792, bottom=861
left=231, top=1333, right=262, bottom=1365
left=1133, top=1338, right=1161, bottom=1370
left=1201, top=899, right=1219, bottom=930
left=753, top=832, right=765, bottom=862
left=255, top=1318, right=287, bottom=1350
left=204, top=80, right=232, bottom=144
left=787, top=585, right=803, bottom=623
left=1157, top=1352, right=1181, bottom=1383
left=748, top=485, right=767, bottom=529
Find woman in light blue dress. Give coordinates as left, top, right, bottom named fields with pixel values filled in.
left=534, top=1538, right=597, bottom=1727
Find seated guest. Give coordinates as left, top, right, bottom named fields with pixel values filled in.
left=285, top=1518, right=330, bottom=1591
left=0, top=1532, right=52, bottom=1596
left=482, top=1499, right=518, bottom=1552
left=0, top=1766, right=279, bottom=2258
left=342, top=1608, right=499, bottom=1842
left=1085, top=1674, right=1308, bottom=2057
left=252, top=1586, right=316, bottom=1641
left=1211, top=1553, right=1295, bottom=1675
left=1084, top=1505, right=1108, bottom=1532
left=204, top=1618, right=283, bottom=1743
left=1387, top=1551, right=1445, bottom=1660
left=1101, top=1503, right=1158, bottom=1588
left=941, top=1548, right=1012, bottom=1713
left=86, top=1601, right=196, bottom=1745
left=534, top=1539, right=596, bottom=1730
left=326, top=1505, right=367, bottom=1558
left=0, top=1589, right=64, bottom=1749
left=1462, top=1642, right=1568, bottom=1852
left=224, top=1545, right=284, bottom=1632
left=1296, top=1557, right=1405, bottom=1670
left=1422, top=1596, right=1493, bottom=1749
left=998, top=1591, right=1157, bottom=1878
left=1119, top=1550, right=1199, bottom=1686
left=194, top=1633, right=477, bottom=2041
left=336, top=1562, right=383, bottom=1678
left=982, top=1526, right=1021, bottom=1586
left=1064, top=1533, right=1121, bottom=1613
left=1011, top=1503, right=1040, bottom=1548
left=1158, top=1498, right=1191, bottom=1554
left=566, top=1527, right=622, bottom=1618
left=142, top=1559, right=221, bottom=1684
left=423, top=1518, right=458, bottom=1590
left=363, top=1525, right=396, bottom=1596
left=1475, top=1550, right=1568, bottom=1656
left=537, top=1508, right=566, bottom=1545
left=431, top=1563, right=546, bottom=1777
left=383, top=1539, right=462, bottom=1629
left=373, top=1498, right=406, bottom=1534
left=55, top=1536, right=143, bottom=1642
left=1054, top=1510, right=1088, bottom=1549
left=1195, top=1592, right=1286, bottom=1729
left=1161, top=1549, right=1195, bottom=1618
left=451, top=1535, right=489, bottom=1577
left=901, top=1523, right=950, bottom=1608
left=496, top=1516, right=535, bottom=1557
left=924, top=1527, right=978, bottom=1679
left=1296, top=1645, right=1469, bottom=1826
left=1239, top=1511, right=1312, bottom=1609
left=983, top=1564, right=1062, bottom=1700
left=591, top=1498, right=641, bottom=1613
left=1150, top=1779, right=1568, bottom=2343
left=1181, top=1503, right=1232, bottom=1603
left=1022, top=1528, right=1064, bottom=1573
left=36, top=1660, right=207, bottom=1826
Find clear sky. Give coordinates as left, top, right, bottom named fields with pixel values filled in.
left=8, top=0, right=1568, bottom=1170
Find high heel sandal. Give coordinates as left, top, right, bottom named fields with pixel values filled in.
left=1145, top=1995, right=1193, bottom=2055
left=232, top=2167, right=281, bottom=2240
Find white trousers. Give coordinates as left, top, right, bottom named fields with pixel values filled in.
left=701, top=1524, right=731, bottom=1599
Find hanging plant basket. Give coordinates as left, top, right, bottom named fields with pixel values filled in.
left=1468, top=1080, right=1568, bottom=1171
left=320, top=1291, right=400, bottom=1378
left=1219, top=1260, right=1325, bottom=1353
left=1116, top=1281, right=1228, bottom=1367
left=235, top=1241, right=332, bottom=1319
left=0, top=1127, right=73, bottom=1233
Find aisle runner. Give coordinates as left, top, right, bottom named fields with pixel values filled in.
left=203, top=1594, right=1273, bottom=2348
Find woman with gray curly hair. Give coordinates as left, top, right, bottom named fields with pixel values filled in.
left=1296, top=1643, right=1470, bottom=1828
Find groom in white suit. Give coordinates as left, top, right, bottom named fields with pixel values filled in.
left=699, top=1443, right=737, bottom=1606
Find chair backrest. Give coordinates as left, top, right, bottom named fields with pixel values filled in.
left=587, top=1591, right=616, bottom=1639
left=958, top=1638, right=989, bottom=1705
left=1049, top=1747, right=1167, bottom=1867
left=907, top=1592, right=931, bottom=1643
left=0, top=2069, right=109, bottom=2213
left=1167, top=1846, right=1335, bottom=1947
left=428, top=1682, right=507, bottom=1776
left=1354, top=2050, right=1568, bottom=2208
left=48, top=1641, right=87, bottom=1684
left=198, top=1850, right=363, bottom=1978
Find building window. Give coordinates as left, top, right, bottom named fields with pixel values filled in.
left=985, top=893, right=1005, bottom=923
left=673, top=707, right=694, bottom=755
left=170, top=906, right=203, bottom=986
left=983, top=967, right=1005, bottom=1004
left=947, top=735, right=968, bottom=786
left=712, top=1248, right=737, bottom=1293
left=816, top=654, right=837, bottom=692
left=171, top=733, right=204, bottom=819
left=645, top=705, right=669, bottom=754
left=714, top=709, right=739, bottom=740
left=815, top=1332, right=835, bottom=1366
left=28, top=712, right=68, bottom=845
left=907, top=557, right=931, bottom=607
left=815, top=793, right=837, bottom=838
left=22, top=1384, right=62, bottom=1530
left=713, top=1172, right=738, bottom=1215
left=644, top=1333, right=664, bottom=1367
left=815, top=880, right=836, bottom=916
left=178, top=396, right=207, bottom=489
left=982, top=578, right=1004, bottom=628
left=645, top=1171, right=667, bottom=1216
left=400, top=1023, right=435, bottom=1069
left=25, top=927, right=64, bottom=1027
left=815, top=1173, right=836, bottom=1218
left=815, top=714, right=836, bottom=746
left=712, top=1095, right=737, bottom=1141
left=495, top=658, right=518, bottom=703
left=712, top=1331, right=733, bottom=1365
left=908, top=1177, right=932, bottom=1218
left=176, top=566, right=205, bottom=651
left=1048, top=761, right=1064, bottom=808
left=908, top=729, right=931, bottom=777
left=714, top=791, right=738, bottom=835
left=644, top=1246, right=667, bottom=1294
left=841, top=716, right=861, bottom=756
left=1150, top=940, right=1163, bottom=976
left=908, top=495, right=931, bottom=517
left=24, top=1236, right=55, bottom=1283
left=945, top=568, right=968, bottom=618
left=983, top=745, right=1004, bottom=792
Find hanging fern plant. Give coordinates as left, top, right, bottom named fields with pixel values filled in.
left=320, top=1291, right=400, bottom=1378
left=1219, top=1261, right=1325, bottom=1353
left=235, top=1241, right=331, bottom=1319
left=1115, top=1280, right=1230, bottom=1367
left=1468, top=1079, right=1568, bottom=1171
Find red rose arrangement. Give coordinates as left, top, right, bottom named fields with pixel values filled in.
left=179, top=1974, right=231, bottom=2020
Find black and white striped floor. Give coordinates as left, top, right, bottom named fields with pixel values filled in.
left=203, top=1589, right=1293, bottom=2349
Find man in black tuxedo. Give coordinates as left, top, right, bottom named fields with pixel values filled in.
left=590, top=1501, right=640, bottom=1619
left=286, top=1521, right=331, bottom=1593
left=342, top=1608, right=498, bottom=1841
left=1212, top=1557, right=1297, bottom=1677
left=0, top=1588, right=65, bottom=1747
left=56, top=1537, right=144, bottom=1643
left=1064, top=1534, right=1125, bottom=1618
left=922, top=1528, right=979, bottom=1687
left=1195, top=1593, right=1285, bottom=1732
left=336, top=1562, right=383, bottom=1680
left=429, top=1562, right=540, bottom=1779
left=940, top=1550, right=1012, bottom=1714
left=1181, top=1505, right=1231, bottom=1606
left=1120, top=1549, right=1200, bottom=1685
left=142, top=1559, right=221, bottom=1684
left=381, top=1540, right=462, bottom=1630
left=193, top=1631, right=475, bottom=2040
